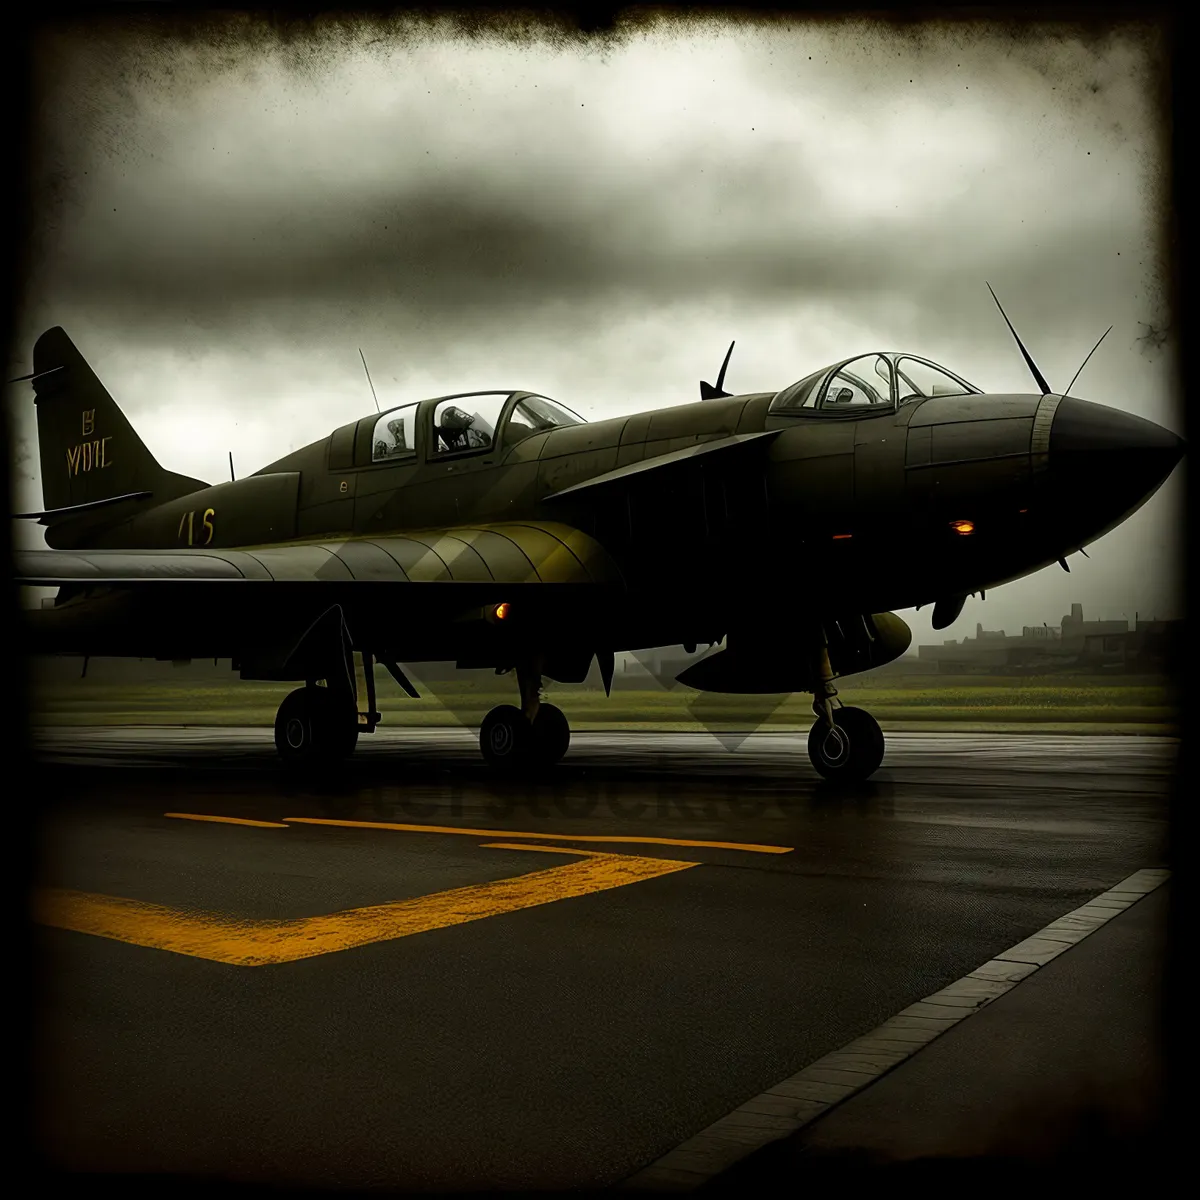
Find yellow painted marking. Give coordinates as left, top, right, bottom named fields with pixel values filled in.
left=481, top=842, right=599, bottom=855
left=284, top=817, right=792, bottom=855
left=34, top=852, right=697, bottom=967
left=165, top=813, right=289, bottom=829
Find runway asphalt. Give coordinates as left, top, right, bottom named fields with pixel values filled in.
left=28, top=728, right=1175, bottom=1192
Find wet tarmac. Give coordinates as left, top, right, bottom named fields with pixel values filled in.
left=29, top=728, right=1175, bottom=1191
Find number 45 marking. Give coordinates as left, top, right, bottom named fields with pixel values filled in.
left=178, top=508, right=215, bottom=546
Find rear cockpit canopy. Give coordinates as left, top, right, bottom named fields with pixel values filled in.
left=770, top=353, right=981, bottom=414
left=370, top=390, right=586, bottom=463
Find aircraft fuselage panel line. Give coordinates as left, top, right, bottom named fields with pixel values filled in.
left=318, top=539, right=415, bottom=583
left=405, top=533, right=493, bottom=583
left=500, top=522, right=593, bottom=583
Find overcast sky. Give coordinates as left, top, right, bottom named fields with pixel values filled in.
left=8, top=14, right=1182, bottom=642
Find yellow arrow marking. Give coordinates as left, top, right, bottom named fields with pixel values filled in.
left=33, top=851, right=697, bottom=967
left=481, top=842, right=600, bottom=855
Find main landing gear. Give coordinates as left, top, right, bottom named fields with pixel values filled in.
left=273, top=645, right=383, bottom=769
left=274, top=683, right=360, bottom=767
left=806, top=629, right=885, bottom=782
left=479, top=656, right=571, bottom=770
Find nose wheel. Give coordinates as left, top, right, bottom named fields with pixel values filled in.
left=807, top=705, right=884, bottom=781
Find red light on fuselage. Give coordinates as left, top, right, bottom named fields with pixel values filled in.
left=950, top=519, right=975, bottom=535
left=495, top=602, right=511, bottom=621
left=832, top=533, right=853, bottom=540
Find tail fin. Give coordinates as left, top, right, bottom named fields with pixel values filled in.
left=31, top=327, right=207, bottom=518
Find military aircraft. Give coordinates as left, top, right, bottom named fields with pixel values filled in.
left=10, top=291, right=1185, bottom=780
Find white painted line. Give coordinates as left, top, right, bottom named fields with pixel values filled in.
left=621, top=867, right=1169, bottom=1192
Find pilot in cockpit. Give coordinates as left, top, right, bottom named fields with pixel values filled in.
left=374, top=417, right=410, bottom=460
left=436, top=405, right=492, bottom=453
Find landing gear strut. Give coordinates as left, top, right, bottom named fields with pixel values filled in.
left=806, top=629, right=885, bottom=781
left=480, top=655, right=571, bottom=769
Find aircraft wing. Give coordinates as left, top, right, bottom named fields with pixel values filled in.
left=14, top=521, right=621, bottom=587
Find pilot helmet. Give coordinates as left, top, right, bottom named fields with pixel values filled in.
left=439, top=405, right=474, bottom=431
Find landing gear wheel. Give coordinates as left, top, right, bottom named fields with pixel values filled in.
left=480, top=704, right=532, bottom=768
left=274, top=686, right=358, bottom=766
left=309, top=686, right=359, bottom=760
left=275, top=688, right=313, bottom=761
left=530, top=703, right=570, bottom=766
left=807, top=706, right=884, bottom=781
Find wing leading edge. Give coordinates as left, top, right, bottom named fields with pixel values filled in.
left=15, top=522, right=622, bottom=588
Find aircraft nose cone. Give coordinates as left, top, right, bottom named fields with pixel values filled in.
left=1050, top=396, right=1184, bottom=510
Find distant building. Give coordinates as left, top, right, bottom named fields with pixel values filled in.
left=917, top=603, right=1181, bottom=674
left=974, top=622, right=1006, bottom=641
left=1022, top=624, right=1060, bottom=641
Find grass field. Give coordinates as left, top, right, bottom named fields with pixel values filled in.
left=27, top=671, right=1179, bottom=734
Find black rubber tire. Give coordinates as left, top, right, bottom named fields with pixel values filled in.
left=275, top=687, right=316, bottom=763
left=807, top=706, right=885, bottom=781
left=274, top=686, right=358, bottom=765
left=309, top=686, right=360, bottom=760
left=530, top=703, right=570, bottom=765
left=479, top=704, right=532, bottom=768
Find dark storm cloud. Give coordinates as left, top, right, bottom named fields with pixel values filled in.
left=21, top=14, right=1166, bottom=356
left=40, top=172, right=1112, bottom=321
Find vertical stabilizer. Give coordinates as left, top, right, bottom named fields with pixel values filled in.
left=31, top=327, right=207, bottom=519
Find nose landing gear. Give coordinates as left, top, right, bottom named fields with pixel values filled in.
left=806, top=628, right=885, bottom=781
left=807, top=705, right=884, bottom=780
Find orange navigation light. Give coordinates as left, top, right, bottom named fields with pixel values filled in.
left=950, top=519, right=975, bottom=535
left=832, top=533, right=853, bottom=541
left=494, top=602, right=511, bottom=621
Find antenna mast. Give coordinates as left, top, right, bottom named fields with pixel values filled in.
left=359, top=348, right=380, bottom=413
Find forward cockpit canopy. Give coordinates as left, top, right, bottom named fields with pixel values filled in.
left=770, top=353, right=981, bottom=414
